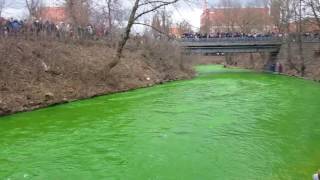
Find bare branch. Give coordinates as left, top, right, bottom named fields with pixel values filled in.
left=0, top=0, right=5, bottom=17
left=107, top=0, right=181, bottom=72
left=134, top=22, right=173, bottom=39
left=134, top=0, right=179, bottom=21
left=25, top=0, right=42, bottom=18
left=138, top=0, right=171, bottom=7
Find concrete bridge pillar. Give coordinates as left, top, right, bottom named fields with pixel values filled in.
left=261, top=51, right=279, bottom=71
left=225, top=53, right=234, bottom=65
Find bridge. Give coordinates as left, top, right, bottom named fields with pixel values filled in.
left=180, top=37, right=283, bottom=55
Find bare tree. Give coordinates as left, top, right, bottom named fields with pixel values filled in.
left=25, top=0, right=42, bottom=19
left=297, top=0, right=305, bottom=76
left=270, top=0, right=282, bottom=32
left=0, top=0, right=5, bottom=17
left=217, top=0, right=241, bottom=32
left=151, top=9, right=173, bottom=38
left=107, top=0, right=181, bottom=71
left=65, top=0, right=91, bottom=26
left=105, top=0, right=121, bottom=34
left=176, top=20, right=193, bottom=36
left=201, top=4, right=211, bottom=34
left=91, top=0, right=126, bottom=33
left=237, top=4, right=268, bottom=33
left=303, top=0, right=320, bottom=29
left=237, top=9, right=253, bottom=33
left=277, top=0, right=307, bottom=75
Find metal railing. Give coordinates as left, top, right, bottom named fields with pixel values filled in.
left=180, top=37, right=282, bottom=43
left=180, top=36, right=320, bottom=44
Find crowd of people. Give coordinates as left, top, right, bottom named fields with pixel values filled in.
left=181, top=31, right=320, bottom=40
left=181, top=32, right=278, bottom=39
left=0, top=18, right=290, bottom=41
left=2, top=17, right=320, bottom=42
left=0, top=18, right=108, bottom=40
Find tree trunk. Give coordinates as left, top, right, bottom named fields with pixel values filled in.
left=284, top=0, right=300, bottom=74
left=106, top=0, right=180, bottom=72
left=107, top=0, right=140, bottom=71
left=298, top=0, right=304, bottom=76
left=107, top=0, right=113, bottom=34
left=309, top=1, right=320, bottom=30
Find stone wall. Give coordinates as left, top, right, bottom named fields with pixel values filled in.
left=277, top=42, right=320, bottom=80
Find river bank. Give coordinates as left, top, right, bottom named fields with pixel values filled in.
left=0, top=39, right=195, bottom=116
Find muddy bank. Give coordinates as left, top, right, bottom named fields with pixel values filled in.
left=0, top=39, right=194, bottom=116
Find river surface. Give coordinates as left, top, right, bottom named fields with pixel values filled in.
left=0, top=65, right=320, bottom=179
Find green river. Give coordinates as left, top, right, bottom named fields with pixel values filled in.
left=0, top=65, right=320, bottom=179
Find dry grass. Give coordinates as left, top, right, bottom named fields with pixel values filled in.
left=0, top=38, right=194, bottom=115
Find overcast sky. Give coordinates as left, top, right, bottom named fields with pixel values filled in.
left=1, top=0, right=260, bottom=29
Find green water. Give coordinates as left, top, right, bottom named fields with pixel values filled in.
left=1, top=65, right=320, bottom=180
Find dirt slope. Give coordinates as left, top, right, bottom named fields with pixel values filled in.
left=0, top=39, right=194, bottom=116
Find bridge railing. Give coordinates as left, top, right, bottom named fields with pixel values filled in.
left=291, top=36, right=320, bottom=43
left=180, top=36, right=320, bottom=44
left=180, top=37, right=282, bottom=43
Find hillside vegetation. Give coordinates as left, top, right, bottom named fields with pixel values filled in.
left=0, top=39, right=194, bottom=116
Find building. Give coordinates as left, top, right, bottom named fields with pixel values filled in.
left=169, top=26, right=181, bottom=37
left=200, top=7, right=276, bottom=34
left=0, top=17, right=6, bottom=24
left=39, top=7, right=67, bottom=23
left=289, top=18, right=320, bottom=33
